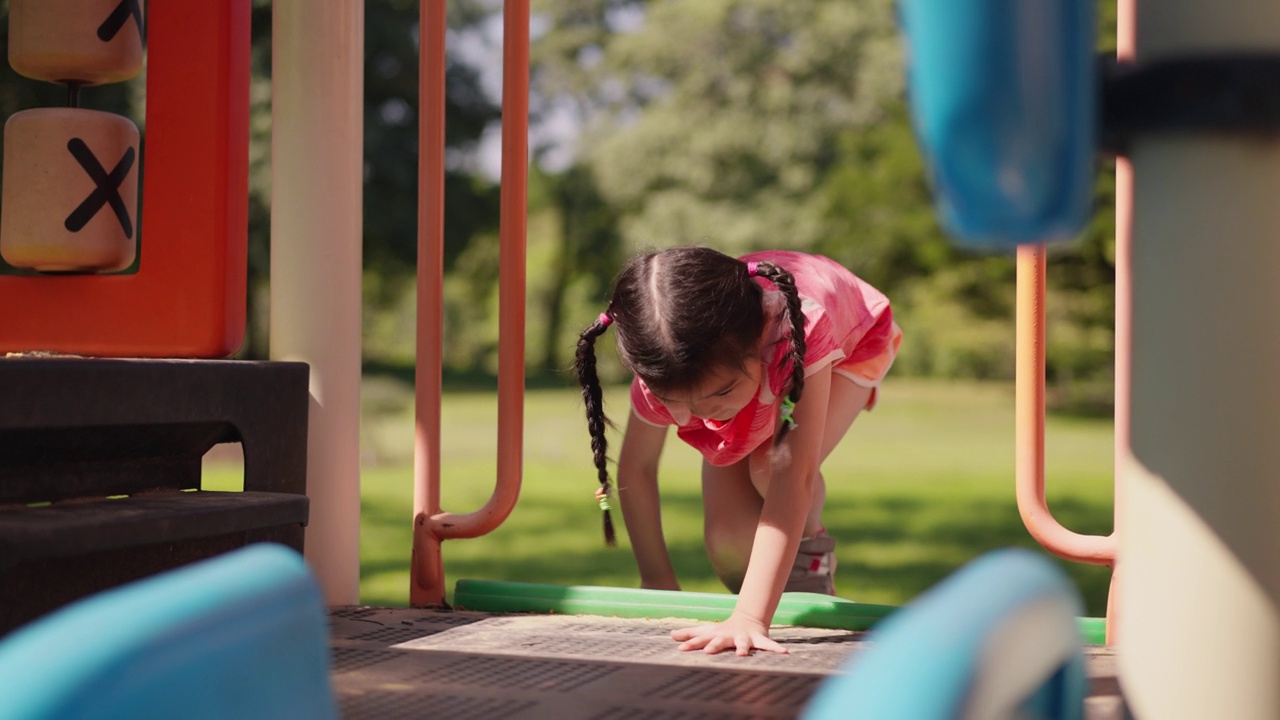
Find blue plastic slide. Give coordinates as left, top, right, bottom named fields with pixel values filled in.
left=0, top=544, right=336, bottom=720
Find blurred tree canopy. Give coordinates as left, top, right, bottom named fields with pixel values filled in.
left=519, top=0, right=1120, bottom=408
left=0, top=0, right=1120, bottom=410
left=587, top=0, right=903, bottom=254
left=245, top=0, right=504, bottom=357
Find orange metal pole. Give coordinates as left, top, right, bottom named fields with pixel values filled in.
left=1014, top=244, right=1116, bottom=567
left=490, top=0, right=531, bottom=540
left=410, top=0, right=448, bottom=607
left=411, top=0, right=529, bottom=607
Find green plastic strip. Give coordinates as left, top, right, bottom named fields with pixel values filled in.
left=454, top=579, right=895, bottom=631
left=1076, top=616, right=1106, bottom=646
left=452, top=579, right=1108, bottom=645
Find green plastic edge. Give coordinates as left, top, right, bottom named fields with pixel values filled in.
left=453, top=579, right=1108, bottom=645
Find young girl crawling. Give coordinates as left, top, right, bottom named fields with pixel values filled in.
left=576, top=246, right=900, bottom=655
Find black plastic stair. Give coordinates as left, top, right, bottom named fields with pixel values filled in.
left=0, top=357, right=311, bottom=633
left=0, top=491, right=309, bottom=564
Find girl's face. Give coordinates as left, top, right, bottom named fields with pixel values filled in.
left=652, top=358, right=765, bottom=425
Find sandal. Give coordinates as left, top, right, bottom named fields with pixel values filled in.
left=787, top=530, right=837, bottom=595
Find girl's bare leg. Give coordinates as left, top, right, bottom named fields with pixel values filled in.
left=700, top=458, right=760, bottom=593
left=746, top=377, right=873, bottom=534
left=701, top=376, right=874, bottom=592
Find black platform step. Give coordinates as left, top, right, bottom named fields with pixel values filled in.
left=0, top=358, right=310, bottom=503
left=0, top=491, right=309, bottom=569
left=0, top=358, right=312, bottom=632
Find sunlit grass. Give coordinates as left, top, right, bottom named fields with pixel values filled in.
left=205, top=377, right=1116, bottom=616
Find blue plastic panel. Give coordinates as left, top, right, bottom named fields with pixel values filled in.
left=898, top=0, right=1097, bottom=247
left=801, top=548, right=1087, bottom=720
left=0, top=544, right=337, bottom=720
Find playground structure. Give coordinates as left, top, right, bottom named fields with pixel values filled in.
left=0, top=1, right=312, bottom=634
left=897, top=1, right=1280, bottom=718
left=0, top=0, right=1277, bottom=718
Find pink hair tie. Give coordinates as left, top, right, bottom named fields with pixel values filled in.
left=746, top=261, right=759, bottom=277
left=598, top=312, right=613, bottom=327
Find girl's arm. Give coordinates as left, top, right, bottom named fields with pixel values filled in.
left=675, top=365, right=834, bottom=654
left=617, top=409, right=680, bottom=590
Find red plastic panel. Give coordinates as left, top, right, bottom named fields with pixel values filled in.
left=0, top=0, right=250, bottom=357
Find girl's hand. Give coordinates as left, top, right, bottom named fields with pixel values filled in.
left=670, top=612, right=789, bottom=656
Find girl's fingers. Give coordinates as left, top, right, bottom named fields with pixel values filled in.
left=733, top=634, right=751, bottom=655
left=672, top=623, right=787, bottom=656
left=673, top=626, right=733, bottom=654
left=705, top=635, right=736, bottom=655
left=675, top=626, right=712, bottom=651
left=671, top=625, right=707, bottom=642
left=752, top=633, right=789, bottom=655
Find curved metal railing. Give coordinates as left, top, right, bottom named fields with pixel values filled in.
left=410, top=0, right=530, bottom=607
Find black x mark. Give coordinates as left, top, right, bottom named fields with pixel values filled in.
left=97, top=0, right=143, bottom=42
left=64, top=138, right=136, bottom=239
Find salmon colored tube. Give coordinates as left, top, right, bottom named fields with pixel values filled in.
left=409, top=0, right=448, bottom=607
left=1014, top=244, right=1116, bottom=570
left=411, top=0, right=530, bottom=607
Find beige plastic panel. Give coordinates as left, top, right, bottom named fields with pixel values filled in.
left=1, top=108, right=139, bottom=273
left=1118, top=1, right=1280, bottom=718
left=8, top=0, right=144, bottom=85
left=1121, top=135, right=1280, bottom=719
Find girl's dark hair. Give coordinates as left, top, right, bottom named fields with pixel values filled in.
left=575, top=246, right=808, bottom=544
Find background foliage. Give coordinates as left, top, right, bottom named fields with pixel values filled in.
left=0, top=0, right=1119, bottom=614
left=406, top=0, right=1118, bottom=408
left=0, top=0, right=1120, bottom=411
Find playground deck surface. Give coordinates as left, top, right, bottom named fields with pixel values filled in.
left=329, top=606, right=1125, bottom=719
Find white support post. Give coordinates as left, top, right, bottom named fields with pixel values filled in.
left=1120, top=2, right=1280, bottom=717
left=269, top=0, right=364, bottom=605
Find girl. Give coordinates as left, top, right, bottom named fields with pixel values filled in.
left=575, top=246, right=901, bottom=656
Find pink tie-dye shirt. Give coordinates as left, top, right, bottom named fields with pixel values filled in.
left=630, top=251, right=901, bottom=466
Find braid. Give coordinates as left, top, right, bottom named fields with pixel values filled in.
left=575, top=315, right=618, bottom=546
left=753, top=262, right=807, bottom=446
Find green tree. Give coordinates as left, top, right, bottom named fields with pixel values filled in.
left=243, top=0, right=503, bottom=359
left=526, top=0, right=903, bottom=381
left=522, top=1, right=644, bottom=374
left=582, top=0, right=903, bottom=255
left=813, top=101, right=1021, bottom=380
left=361, top=0, right=503, bottom=285
left=537, top=163, right=623, bottom=375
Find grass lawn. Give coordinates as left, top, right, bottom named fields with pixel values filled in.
left=207, top=377, right=1116, bottom=617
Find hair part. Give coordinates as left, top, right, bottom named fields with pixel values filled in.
left=611, top=247, right=767, bottom=393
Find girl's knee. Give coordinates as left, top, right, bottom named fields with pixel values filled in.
left=708, top=556, right=746, bottom=594
left=746, top=443, right=773, bottom=496
left=703, top=526, right=751, bottom=593
left=714, top=569, right=746, bottom=595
